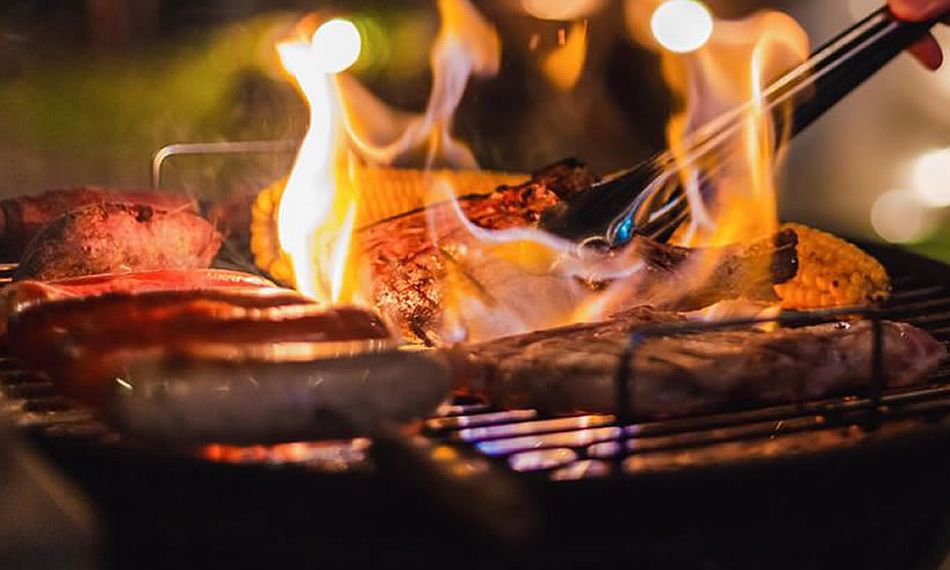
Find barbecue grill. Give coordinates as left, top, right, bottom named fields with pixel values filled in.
left=2, top=237, right=949, bottom=569
left=4, top=2, right=950, bottom=568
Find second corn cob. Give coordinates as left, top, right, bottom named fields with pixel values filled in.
left=775, top=222, right=891, bottom=309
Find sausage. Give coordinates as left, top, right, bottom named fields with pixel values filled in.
left=14, top=202, right=222, bottom=281
left=8, top=291, right=391, bottom=404
left=3, top=268, right=276, bottom=313
left=0, top=269, right=280, bottom=344
left=8, top=288, right=324, bottom=362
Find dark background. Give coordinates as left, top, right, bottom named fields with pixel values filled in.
left=0, top=0, right=948, bottom=257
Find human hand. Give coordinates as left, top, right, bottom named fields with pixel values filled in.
left=888, top=0, right=950, bottom=69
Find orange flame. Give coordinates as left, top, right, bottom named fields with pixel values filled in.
left=276, top=18, right=363, bottom=303
left=273, top=1, right=811, bottom=342
left=275, top=2, right=499, bottom=306
left=650, top=6, right=809, bottom=317
left=339, top=0, right=499, bottom=170
left=664, top=11, right=808, bottom=241
left=428, top=4, right=811, bottom=340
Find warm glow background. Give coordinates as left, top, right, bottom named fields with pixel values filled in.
left=0, top=0, right=949, bottom=258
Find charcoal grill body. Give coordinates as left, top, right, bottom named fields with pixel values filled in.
left=5, top=242, right=950, bottom=570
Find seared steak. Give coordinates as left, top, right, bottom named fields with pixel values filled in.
left=459, top=307, right=947, bottom=417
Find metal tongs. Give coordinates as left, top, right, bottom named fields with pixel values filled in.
left=541, top=5, right=948, bottom=246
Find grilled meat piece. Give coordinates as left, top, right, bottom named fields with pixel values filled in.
left=0, top=269, right=279, bottom=342
left=361, top=160, right=593, bottom=343
left=9, top=291, right=375, bottom=364
left=361, top=160, right=798, bottom=343
left=0, top=186, right=196, bottom=260
left=3, top=268, right=275, bottom=314
left=9, top=290, right=389, bottom=404
left=459, top=307, right=947, bottom=417
left=14, top=203, right=222, bottom=281
left=606, top=230, right=798, bottom=311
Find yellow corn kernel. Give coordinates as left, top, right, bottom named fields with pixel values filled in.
left=250, top=167, right=527, bottom=287
left=775, top=222, right=890, bottom=309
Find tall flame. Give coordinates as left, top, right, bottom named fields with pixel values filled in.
left=275, top=1, right=499, bottom=306
left=339, top=0, right=499, bottom=170
left=661, top=11, right=808, bottom=244
left=271, top=1, right=812, bottom=343
left=421, top=6, right=811, bottom=340
left=276, top=18, right=362, bottom=302
left=649, top=7, right=809, bottom=317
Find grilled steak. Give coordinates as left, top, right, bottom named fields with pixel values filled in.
left=14, top=202, right=222, bottom=281
left=361, top=160, right=591, bottom=343
left=459, top=307, right=947, bottom=417
left=362, top=160, right=798, bottom=344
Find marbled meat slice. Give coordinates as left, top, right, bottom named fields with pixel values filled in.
left=460, top=307, right=947, bottom=417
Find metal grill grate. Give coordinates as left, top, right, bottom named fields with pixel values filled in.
left=1, top=244, right=949, bottom=478
left=420, top=244, right=950, bottom=478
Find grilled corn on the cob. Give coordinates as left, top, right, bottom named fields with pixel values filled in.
left=250, top=168, right=527, bottom=287
left=775, top=222, right=890, bottom=309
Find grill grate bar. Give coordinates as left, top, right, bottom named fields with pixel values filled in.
left=508, top=448, right=579, bottom=472
left=889, top=285, right=945, bottom=299
left=476, top=427, right=622, bottom=456
left=902, top=311, right=950, bottom=327
left=433, top=402, right=491, bottom=417
left=449, top=415, right=615, bottom=442
left=610, top=383, right=950, bottom=440
left=426, top=409, right=538, bottom=431
left=882, top=298, right=950, bottom=317
left=1, top=381, right=58, bottom=400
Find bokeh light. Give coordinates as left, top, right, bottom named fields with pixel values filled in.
left=650, top=0, right=713, bottom=54
left=870, top=189, right=937, bottom=243
left=912, top=148, right=950, bottom=208
left=311, top=18, right=362, bottom=73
